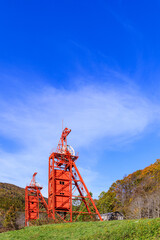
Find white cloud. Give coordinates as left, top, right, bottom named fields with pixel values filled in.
left=0, top=79, right=160, bottom=196
left=0, top=83, right=158, bottom=147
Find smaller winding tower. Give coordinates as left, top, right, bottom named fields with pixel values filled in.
left=25, top=172, right=48, bottom=226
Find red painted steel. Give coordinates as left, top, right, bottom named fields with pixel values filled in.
left=48, top=127, right=103, bottom=222
left=25, top=173, right=48, bottom=226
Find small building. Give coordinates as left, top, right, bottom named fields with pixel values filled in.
left=98, top=211, right=124, bottom=221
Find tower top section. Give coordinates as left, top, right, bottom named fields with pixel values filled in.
left=56, top=127, right=76, bottom=156
left=56, top=127, right=71, bottom=153
left=28, top=172, right=42, bottom=189
left=49, top=127, right=78, bottom=160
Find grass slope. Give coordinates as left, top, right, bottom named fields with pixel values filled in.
left=1, top=218, right=160, bottom=240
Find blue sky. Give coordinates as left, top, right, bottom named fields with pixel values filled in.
left=1, top=0, right=160, bottom=198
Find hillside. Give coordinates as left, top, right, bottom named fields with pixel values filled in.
left=1, top=218, right=160, bottom=240
left=0, top=183, right=25, bottom=212
left=97, top=159, right=160, bottom=219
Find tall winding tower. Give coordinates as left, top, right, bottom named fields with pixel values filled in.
left=48, top=127, right=102, bottom=222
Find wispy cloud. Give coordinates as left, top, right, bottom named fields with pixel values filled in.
left=0, top=73, right=160, bottom=197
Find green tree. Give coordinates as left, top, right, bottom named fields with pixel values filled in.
left=3, top=205, right=18, bottom=229
left=97, top=190, right=117, bottom=214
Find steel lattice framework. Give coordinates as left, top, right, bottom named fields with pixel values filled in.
left=48, top=128, right=102, bottom=222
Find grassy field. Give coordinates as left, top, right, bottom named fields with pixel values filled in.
left=1, top=218, right=160, bottom=240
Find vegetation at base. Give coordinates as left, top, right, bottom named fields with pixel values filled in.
left=97, top=159, right=160, bottom=219
left=1, top=218, right=160, bottom=239
left=29, top=216, right=56, bottom=226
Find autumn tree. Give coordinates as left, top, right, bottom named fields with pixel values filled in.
left=97, top=159, right=160, bottom=219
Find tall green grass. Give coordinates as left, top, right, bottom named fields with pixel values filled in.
left=1, top=218, right=160, bottom=240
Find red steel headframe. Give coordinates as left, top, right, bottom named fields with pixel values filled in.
left=25, top=172, right=48, bottom=226
left=48, top=127, right=102, bottom=222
